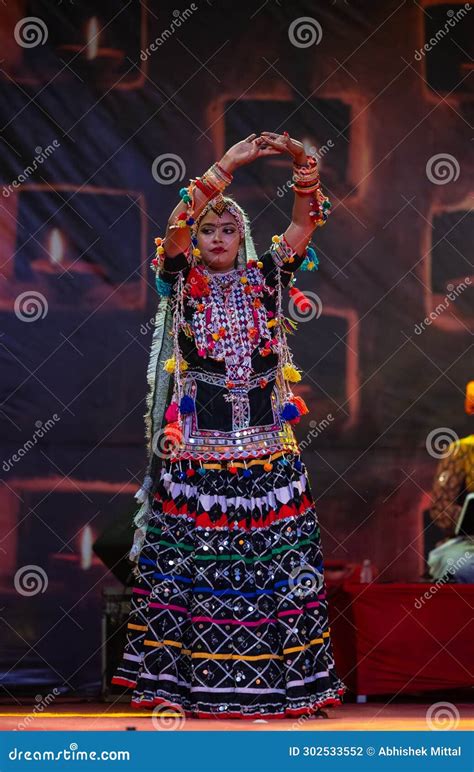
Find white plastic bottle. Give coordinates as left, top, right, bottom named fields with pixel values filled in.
left=360, top=559, right=373, bottom=583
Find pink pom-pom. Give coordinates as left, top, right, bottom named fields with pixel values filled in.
left=165, top=402, right=179, bottom=422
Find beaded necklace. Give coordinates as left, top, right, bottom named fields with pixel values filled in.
left=187, top=263, right=273, bottom=384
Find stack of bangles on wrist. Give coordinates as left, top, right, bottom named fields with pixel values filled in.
left=291, top=154, right=331, bottom=228
left=194, top=161, right=233, bottom=197
left=153, top=161, right=233, bottom=271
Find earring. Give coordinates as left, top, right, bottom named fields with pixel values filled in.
left=237, top=243, right=246, bottom=269
left=190, top=236, right=201, bottom=267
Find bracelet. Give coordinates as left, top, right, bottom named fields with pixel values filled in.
left=201, top=161, right=233, bottom=194
left=292, top=180, right=321, bottom=195
left=214, top=161, right=233, bottom=181
left=290, top=154, right=331, bottom=228
left=194, top=177, right=219, bottom=198
left=292, top=155, right=320, bottom=187
left=292, top=154, right=319, bottom=173
left=293, top=157, right=311, bottom=169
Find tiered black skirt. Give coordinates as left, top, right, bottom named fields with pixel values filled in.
left=112, top=451, right=346, bottom=719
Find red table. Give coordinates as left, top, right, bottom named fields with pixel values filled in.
left=328, top=581, right=474, bottom=698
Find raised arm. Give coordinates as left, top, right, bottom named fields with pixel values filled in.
left=260, top=131, right=330, bottom=257
left=163, top=134, right=281, bottom=258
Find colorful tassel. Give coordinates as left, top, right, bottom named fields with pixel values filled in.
left=300, top=246, right=319, bottom=271
left=164, top=402, right=179, bottom=422
left=280, top=402, right=300, bottom=421
left=282, top=316, right=298, bottom=334
left=288, top=415, right=301, bottom=425
left=282, top=364, right=302, bottom=383
left=179, top=395, right=195, bottom=415
left=288, top=286, right=314, bottom=315
left=291, top=395, right=309, bottom=415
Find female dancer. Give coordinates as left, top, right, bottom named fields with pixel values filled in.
left=112, top=131, right=346, bottom=719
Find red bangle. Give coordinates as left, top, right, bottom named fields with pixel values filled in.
left=195, top=177, right=219, bottom=197
left=214, top=161, right=233, bottom=181
left=294, top=155, right=318, bottom=171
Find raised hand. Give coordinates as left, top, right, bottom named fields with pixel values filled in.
left=220, top=134, right=284, bottom=173
left=259, top=131, right=308, bottom=164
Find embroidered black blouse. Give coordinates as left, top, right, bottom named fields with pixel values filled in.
left=156, top=246, right=307, bottom=461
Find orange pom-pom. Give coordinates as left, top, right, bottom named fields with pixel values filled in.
left=291, top=395, right=309, bottom=415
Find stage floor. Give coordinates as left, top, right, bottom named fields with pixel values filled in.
left=1, top=701, right=473, bottom=731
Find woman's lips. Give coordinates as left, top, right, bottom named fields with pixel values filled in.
left=210, top=247, right=225, bottom=254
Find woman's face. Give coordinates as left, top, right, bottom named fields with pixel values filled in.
left=196, top=210, right=241, bottom=272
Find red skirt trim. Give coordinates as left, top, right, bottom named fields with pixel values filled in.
left=155, top=491, right=314, bottom=530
